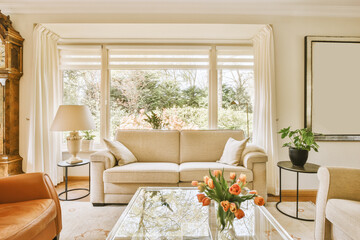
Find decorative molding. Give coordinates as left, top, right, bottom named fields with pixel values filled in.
left=1, top=1, right=360, bottom=17
left=58, top=38, right=254, bottom=45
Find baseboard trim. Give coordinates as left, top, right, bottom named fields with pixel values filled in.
left=278, top=190, right=317, bottom=197
left=66, top=176, right=90, bottom=181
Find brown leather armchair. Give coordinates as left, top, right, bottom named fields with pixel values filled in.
left=0, top=173, right=62, bottom=240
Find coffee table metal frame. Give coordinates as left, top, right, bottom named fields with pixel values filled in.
left=276, top=161, right=320, bottom=221
left=57, top=159, right=90, bottom=201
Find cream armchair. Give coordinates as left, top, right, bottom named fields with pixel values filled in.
left=315, top=167, right=360, bottom=240
left=0, top=173, right=62, bottom=240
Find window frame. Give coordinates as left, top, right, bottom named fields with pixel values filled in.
left=59, top=43, right=253, bottom=144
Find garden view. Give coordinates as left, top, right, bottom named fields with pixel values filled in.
left=63, top=69, right=254, bottom=141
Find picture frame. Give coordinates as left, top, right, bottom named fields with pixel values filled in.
left=305, top=36, right=360, bottom=141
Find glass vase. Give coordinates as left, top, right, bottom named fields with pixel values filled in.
left=216, top=204, right=236, bottom=239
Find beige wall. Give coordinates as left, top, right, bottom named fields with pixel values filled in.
left=11, top=13, right=360, bottom=189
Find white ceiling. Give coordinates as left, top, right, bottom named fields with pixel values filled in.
left=1, top=0, right=360, bottom=17
left=43, top=23, right=265, bottom=42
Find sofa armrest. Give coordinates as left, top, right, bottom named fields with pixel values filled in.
left=90, top=150, right=116, bottom=204
left=243, top=152, right=268, bottom=170
left=242, top=149, right=268, bottom=201
left=317, top=167, right=360, bottom=201
left=315, top=167, right=360, bottom=240
left=0, top=172, right=62, bottom=234
left=90, top=150, right=116, bottom=170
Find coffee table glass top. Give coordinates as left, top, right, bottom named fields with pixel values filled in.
left=107, top=187, right=292, bottom=240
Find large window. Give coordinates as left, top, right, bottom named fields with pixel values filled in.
left=62, top=70, right=101, bottom=140
left=217, top=47, right=254, bottom=136
left=108, top=47, right=210, bottom=136
left=59, top=44, right=254, bottom=144
left=110, top=70, right=208, bottom=135
left=60, top=46, right=102, bottom=142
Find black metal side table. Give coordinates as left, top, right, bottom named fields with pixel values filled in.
left=276, top=161, right=320, bottom=221
left=57, top=159, right=90, bottom=201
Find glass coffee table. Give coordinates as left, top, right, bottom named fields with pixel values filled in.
left=107, top=187, right=292, bottom=240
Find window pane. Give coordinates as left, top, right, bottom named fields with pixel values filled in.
left=110, top=70, right=208, bottom=136
left=62, top=70, right=101, bottom=142
left=218, top=70, right=254, bottom=137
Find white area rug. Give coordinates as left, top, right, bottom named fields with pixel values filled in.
left=267, top=202, right=315, bottom=240
left=60, top=201, right=315, bottom=240
left=60, top=202, right=125, bottom=240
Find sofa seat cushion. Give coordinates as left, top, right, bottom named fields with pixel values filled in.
left=104, top=183, right=178, bottom=194
left=0, top=199, right=56, bottom=240
left=179, top=162, right=253, bottom=182
left=104, top=162, right=179, bottom=184
left=326, top=199, right=360, bottom=239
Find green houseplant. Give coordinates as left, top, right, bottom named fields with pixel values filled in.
left=81, top=130, right=96, bottom=152
left=278, top=127, right=319, bottom=166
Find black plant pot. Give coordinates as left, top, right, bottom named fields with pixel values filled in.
left=289, top=147, right=309, bottom=167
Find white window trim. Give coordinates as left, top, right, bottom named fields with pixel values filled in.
left=59, top=42, right=253, bottom=143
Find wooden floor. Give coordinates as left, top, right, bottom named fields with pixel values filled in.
left=55, top=180, right=316, bottom=203
left=268, top=194, right=316, bottom=204
left=56, top=180, right=90, bottom=202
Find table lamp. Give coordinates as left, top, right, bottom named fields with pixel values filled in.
left=51, top=105, right=95, bottom=164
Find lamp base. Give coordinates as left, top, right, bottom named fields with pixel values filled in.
left=66, top=131, right=82, bottom=164
left=66, top=156, right=83, bottom=164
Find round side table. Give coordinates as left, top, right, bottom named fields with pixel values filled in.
left=276, top=161, right=320, bottom=221
left=57, top=159, right=90, bottom=201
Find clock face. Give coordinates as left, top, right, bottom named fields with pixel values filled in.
left=0, top=44, right=5, bottom=69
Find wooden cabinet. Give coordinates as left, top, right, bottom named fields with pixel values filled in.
left=0, top=11, right=24, bottom=177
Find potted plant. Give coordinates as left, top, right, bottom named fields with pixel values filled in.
left=278, top=127, right=319, bottom=166
left=81, top=130, right=96, bottom=152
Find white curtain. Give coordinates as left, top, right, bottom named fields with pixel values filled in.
left=27, top=24, right=63, bottom=185
left=252, top=25, right=279, bottom=195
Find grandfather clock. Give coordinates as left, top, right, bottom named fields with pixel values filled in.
left=0, top=11, right=24, bottom=177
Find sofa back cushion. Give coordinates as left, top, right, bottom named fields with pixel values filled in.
left=180, top=130, right=245, bottom=163
left=115, top=130, right=180, bottom=163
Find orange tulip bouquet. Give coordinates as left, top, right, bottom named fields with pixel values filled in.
left=192, top=169, right=265, bottom=231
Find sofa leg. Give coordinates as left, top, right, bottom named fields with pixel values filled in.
left=53, top=235, right=59, bottom=240
left=92, top=203, right=105, bottom=207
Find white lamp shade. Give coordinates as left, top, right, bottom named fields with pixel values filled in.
left=50, top=105, right=95, bottom=131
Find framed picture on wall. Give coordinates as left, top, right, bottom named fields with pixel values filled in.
left=305, top=36, right=360, bottom=141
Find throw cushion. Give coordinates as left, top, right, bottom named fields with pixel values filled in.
left=218, top=137, right=249, bottom=166
left=103, top=139, right=137, bottom=166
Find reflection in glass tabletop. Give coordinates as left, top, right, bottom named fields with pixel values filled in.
left=107, top=187, right=293, bottom=240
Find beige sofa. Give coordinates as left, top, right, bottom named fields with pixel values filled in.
left=315, top=167, right=360, bottom=240
left=90, top=129, right=268, bottom=205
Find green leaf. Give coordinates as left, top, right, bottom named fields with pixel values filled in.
left=219, top=169, right=228, bottom=191
left=217, top=205, right=226, bottom=231
left=278, top=126, right=319, bottom=153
